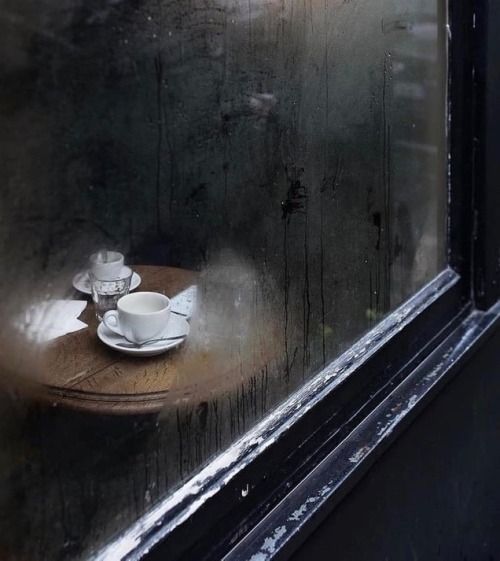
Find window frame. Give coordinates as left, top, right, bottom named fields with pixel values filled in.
left=92, top=1, right=500, bottom=559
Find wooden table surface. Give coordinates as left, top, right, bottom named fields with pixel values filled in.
left=31, top=265, right=271, bottom=415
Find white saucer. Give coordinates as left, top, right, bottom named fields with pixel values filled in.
left=97, top=313, right=190, bottom=357
left=73, top=267, right=142, bottom=295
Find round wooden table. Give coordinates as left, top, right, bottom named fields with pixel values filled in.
left=30, top=265, right=273, bottom=415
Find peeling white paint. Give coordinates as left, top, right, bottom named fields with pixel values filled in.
left=248, top=553, right=268, bottom=561
left=349, top=447, right=368, bottom=464
left=250, top=526, right=289, bottom=560
left=319, top=485, right=331, bottom=497
left=261, top=525, right=287, bottom=553
left=288, top=504, right=308, bottom=521
left=377, top=394, right=418, bottom=437
left=306, top=496, right=320, bottom=504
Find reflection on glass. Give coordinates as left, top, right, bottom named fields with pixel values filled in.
left=0, top=0, right=446, bottom=558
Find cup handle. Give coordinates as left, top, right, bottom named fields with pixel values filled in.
left=103, top=311, right=124, bottom=336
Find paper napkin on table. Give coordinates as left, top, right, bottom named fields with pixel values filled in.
left=170, top=285, right=197, bottom=320
left=17, top=299, right=88, bottom=343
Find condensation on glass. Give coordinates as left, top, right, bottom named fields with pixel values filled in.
left=0, top=0, right=446, bottom=558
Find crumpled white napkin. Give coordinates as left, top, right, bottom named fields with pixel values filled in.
left=17, top=299, right=88, bottom=343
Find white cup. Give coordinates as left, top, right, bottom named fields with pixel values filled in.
left=103, top=292, right=171, bottom=343
left=89, top=250, right=124, bottom=281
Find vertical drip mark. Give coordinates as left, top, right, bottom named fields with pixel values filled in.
left=228, top=395, right=235, bottom=438
left=154, top=444, right=161, bottom=502
left=283, top=222, right=290, bottom=383
left=235, top=386, right=241, bottom=435
left=321, top=0, right=329, bottom=367
left=194, top=421, right=201, bottom=467
left=166, top=120, right=175, bottom=218
left=241, top=384, right=246, bottom=433
left=376, top=257, right=381, bottom=315
left=242, top=384, right=247, bottom=431
left=176, top=409, right=184, bottom=479
left=382, top=52, right=392, bottom=312
left=56, top=473, right=70, bottom=541
left=320, top=194, right=326, bottom=366
left=369, top=268, right=373, bottom=325
left=184, top=408, right=193, bottom=474
left=223, top=161, right=229, bottom=219
left=143, top=449, right=150, bottom=502
left=260, top=365, right=269, bottom=414
left=381, top=55, right=387, bottom=316
left=282, top=173, right=307, bottom=380
left=154, top=54, right=163, bottom=236
left=162, top=428, right=169, bottom=490
left=302, top=194, right=311, bottom=378
left=158, top=0, right=174, bottom=221
left=385, top=125, right=392, bottom=311
left=324, top=0, right=329, bottom=124
left=211, top=399, right=220, bottom=450
left=222, top=9, right=228, bottom=85
left=281, top=0, right=285, bottom=40
left=248, top=0, right=252, bottom=48
left=129, top=468, right=139, bottom=517
left=250, top=375, right=258, bottom=419
left=204, top=408, right=209, bottom=463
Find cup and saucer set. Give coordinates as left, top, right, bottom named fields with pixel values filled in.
left=75, top=251, right=194, bottom=357
left=72, top=250, right=142, bottom=295
left=98, top=292, right=190, bottom=357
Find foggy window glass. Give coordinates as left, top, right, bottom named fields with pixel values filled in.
left=0, top=0, right=446, bottom=558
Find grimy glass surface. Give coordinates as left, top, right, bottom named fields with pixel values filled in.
left=0, top=0, right=446, bottom=558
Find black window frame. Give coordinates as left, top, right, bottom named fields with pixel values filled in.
left=92, top=2, right=500, bottom=560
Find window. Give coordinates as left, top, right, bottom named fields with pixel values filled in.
left=0, top=0, right=490, bottom=560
